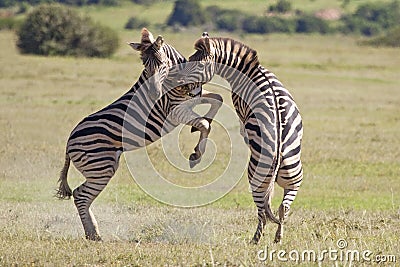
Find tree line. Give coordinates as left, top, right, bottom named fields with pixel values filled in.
left=3, top=0, right=399, bottom=58
left=165, top=0, right=400, bottom=37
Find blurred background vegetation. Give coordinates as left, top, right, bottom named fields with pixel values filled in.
left=0, top=1, right=399, bottom=264
left=0, top=0, right=399, bottom=57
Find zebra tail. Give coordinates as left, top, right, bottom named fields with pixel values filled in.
left=55, top=152, right=72, bottom=200
left=264, top=153, right=281, bottom=224
left=265, top=84, right=284, bottom=225
left=264, top=181, right=280, bottom=224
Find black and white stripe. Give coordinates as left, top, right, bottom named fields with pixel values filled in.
left=186, top=34, right=303, bottom=244
left=56, top=29, right=221, bottom=240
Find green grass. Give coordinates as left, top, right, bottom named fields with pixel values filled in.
left=1, top=2, right=400, bottom=263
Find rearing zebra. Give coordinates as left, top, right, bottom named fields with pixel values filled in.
left=181, top=33, right=303, bottom=244
left=56, top=29, right=222, bottom=241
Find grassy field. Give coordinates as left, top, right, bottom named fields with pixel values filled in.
left=1, top=1, right=400, bottom=264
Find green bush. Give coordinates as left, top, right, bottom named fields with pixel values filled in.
left=58, top=0, right=119, bottom=6
left=125, top=17, right=148, bottom=30
left=242, top=15, right=295, bottom=34
left=268, top=0, right=292, bottom=13
left=17, top=4, right=119, bottom=57
left=341, top=15, right=383, bottom=36
left=167, top=0, right=205, bottom=27
left=204, top=5, right=222, bottom=19
left=362, top=26, right=400, bottom=47
left=215, top=10, right=245, bottom=32
left=241, top=16, right=259, bottom=33
left=355, top=1, right=400, bottom=29
left=261, top=16, right=295, bottom=33
left=131, top=0, right=157, bottom=5
left=340, top=1, right=400, bottom=36
left=0, top=0, right=16, bottom=7
left=296, top=15, right=330, bottom=34
left=0, top=0, right=119, bottom=7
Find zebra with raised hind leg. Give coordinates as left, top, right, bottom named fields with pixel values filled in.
left=55, top=28, right=222, bottom=241
left=179, top=33, right=303, bottom=244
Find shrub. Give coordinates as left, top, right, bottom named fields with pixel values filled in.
left=204, top=5, right=223, bottom=18
left=215, top=10, right=245, bottom=32
left=242, top=15, right=295, bottom=34
left=340, top=1, right=400, bottom=36
left=0, top=0, right=119, bottom=7
left=340, top=15, right=383, bottom=36
left=0, top=0, right=15, bottom=7
left=131, top=0, right=157, bottom=5
left=86, top=0, right=119, bottom=6
left=167, top=0, right=205, bottom=27
left=125, top=17, right=148, bottom=30
left=362, top=26, right=400, bottom=47
left=296, top=15, right=330, bottom=34
left=261, top=16, right=295, bottom=33
left=242, top=16, right=259, bottom=33
left=268, top=0, right=292, bottom=13
left=355, top=1, right=400, bottom=29
left=17, top=4, right=119, bottom=57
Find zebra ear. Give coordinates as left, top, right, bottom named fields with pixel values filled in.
left=141, top=28, right=155, bottom=45
left=204, top=36, right=210, bottom=53
left=154, top=35, right=164, bottom=50
left=201, top=32, right=209, bottom=38
left=129, top=42, right=142, bottom=51
left=194, top=37, right=211, bottom=54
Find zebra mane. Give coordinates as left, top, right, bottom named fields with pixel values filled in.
left=195, top=37, right=259, bottom=65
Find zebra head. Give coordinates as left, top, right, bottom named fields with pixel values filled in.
left=175, top=32, right=216, bottom=91
left=189, top=32, right=216, bottom=83
left=129, top=28, right=172, bottom=101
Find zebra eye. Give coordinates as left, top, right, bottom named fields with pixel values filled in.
left=198, top=62, right=205, bottom=68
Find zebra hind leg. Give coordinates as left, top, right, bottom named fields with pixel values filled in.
left=251, top=210, right=267, bottom=244
left=73, top=177, right=111, bottom=241
left=274, top=188, right=299, bottom=243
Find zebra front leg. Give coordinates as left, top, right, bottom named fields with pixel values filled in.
left=191, top=90, right=223, bottom=133
left=188, top=118, right=211, bottom=168
left=73, top=177, right=110, bottom=241
left=170, top=103, right=212, bottom=168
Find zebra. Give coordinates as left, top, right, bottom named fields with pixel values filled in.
left=56, top=28, right=222, bottom=241
left=179, top=33, right=303, bottom=244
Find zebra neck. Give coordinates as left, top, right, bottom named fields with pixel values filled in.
left=214, top=62, right=266, bottom=95
left=162, top=44, right=186, bottom=65
left=96, top=72, right=154, bottom=114
left=211, top=37, right=259, bottom=76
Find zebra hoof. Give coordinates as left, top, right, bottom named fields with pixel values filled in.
left=274, top=233, right=282, bottom=244
left=85, top=233, right=102, bottom=242
left=249, top=238, right=259, bottom=245
left=189, top=153, right=201, bottom=168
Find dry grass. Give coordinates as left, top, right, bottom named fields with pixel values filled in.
left=0, top=21, right=399, bottom=266
left=0, top=202, right=398, bottom=265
